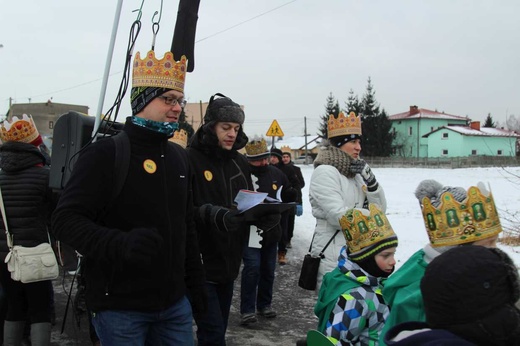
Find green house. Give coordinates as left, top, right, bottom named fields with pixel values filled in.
left=423, top=122, right=519, bottom=158
left=389, top=106, right=519, bottom=158
left=389, top=106, right=468, bottom=157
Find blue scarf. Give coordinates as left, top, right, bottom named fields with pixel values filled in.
left=131, top=116, right=179, bottom=136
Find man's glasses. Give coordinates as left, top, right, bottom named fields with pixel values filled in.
left=158, top=96, right=187, bottom=108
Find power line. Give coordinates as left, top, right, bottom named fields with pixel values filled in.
left=196, top=0, right=298, bottom=43
left=10, top=0, right=299, bottom=103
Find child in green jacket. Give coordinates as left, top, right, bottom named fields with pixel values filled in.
left=315, top=204, right=398, bottom=345
left=379, top=180, right=502, bottom=345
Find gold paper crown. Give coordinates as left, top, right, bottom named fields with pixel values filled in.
left=132, top=50, right=187, bottom=92
left=0, top=114, right=41, bottom=144
left=169, top=129, right=188, bottom=148
left=280, top=145, right=291, bottom=154
left=245, top=138, right=269, bottom=158
left=327, top=111, right=362, bottom=139
left=420, top=183, right=502, bottom=247
left=339, top=204, right=397, bottom=260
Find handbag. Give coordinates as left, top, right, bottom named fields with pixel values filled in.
left=298, top=230, right=340, bottom=290
left=1, top=183, right=59, bottom=283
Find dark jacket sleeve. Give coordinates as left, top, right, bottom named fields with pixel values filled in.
left=184, top=168, right=205, bottom=288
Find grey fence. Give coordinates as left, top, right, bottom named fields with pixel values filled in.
left=365, top=156, right=520, bottom=169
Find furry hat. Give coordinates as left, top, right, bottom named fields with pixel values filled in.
left=421, top=246, right=520, bottom=345
left=203, top=93, right=245, bottom=125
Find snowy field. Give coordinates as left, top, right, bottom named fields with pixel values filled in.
left=291, top=165, right=520, bottom=270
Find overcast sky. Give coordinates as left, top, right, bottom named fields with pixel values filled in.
left=1, top=0, right=519, bottom=137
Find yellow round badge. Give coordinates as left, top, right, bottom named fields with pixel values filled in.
left=272, top=184, right=278, bottom=190
left=204, top=170, right=213, bottom=181
left=143, top=159, right=157, bottom=174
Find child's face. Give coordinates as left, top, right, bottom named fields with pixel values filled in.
left=375, top=247, right=397, bottom=275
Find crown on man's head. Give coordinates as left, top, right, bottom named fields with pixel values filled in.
left=169, top=129, right=188, bottom=148
left=328, top=112, right=362, bottom=139
left=280, top=145, right=291, bottom=155
left=420, top=183, right=502, bottom=247
left=339, top=204, right=398, bottom=261
left=0, top=114, right=42, bottom=146
left=132, top=50, right=187, bottom=93
left=245, top=137, right=269, bottom=159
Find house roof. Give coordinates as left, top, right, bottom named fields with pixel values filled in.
left=422, top=125, right=520, bottom=138
left=389, top=107, right=468, bottom=121
left=270, top=135, right=321, bottom=151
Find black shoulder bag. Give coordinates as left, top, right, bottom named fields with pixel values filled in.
left=298, top=229, right=340, bottom=290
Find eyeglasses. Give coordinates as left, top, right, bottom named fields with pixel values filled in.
left=158, top=96, right=187, bottom=108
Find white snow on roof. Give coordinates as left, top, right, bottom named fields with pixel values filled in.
left=424, top=125, right=520, bottom=138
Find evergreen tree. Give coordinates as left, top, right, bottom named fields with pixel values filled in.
left=483, top=113, right=496, bottom=128
left=359, top=77, right=394, bottom=157
left=344, top=89, right=361, bottom=115
left=318, top=92, right=340, bottom=138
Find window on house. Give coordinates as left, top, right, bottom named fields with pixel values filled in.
left=442, top=133, right=449, bottom=139
left=442, top=149, right=448, bottom=156
left=408, top=127, right=413, bottom=136
left=471, top=150, right=477, bottom=155
left=49, top=121, right=54, bottom=129
left=497, top=150, right=503, bottom=156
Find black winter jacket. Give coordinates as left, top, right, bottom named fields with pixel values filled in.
left=52, top=118, right=204, bottom=312
left=0, top=141, right=55, bottom=260
left=249, top=164, right=290, bottom=245
left=187, top=125, right=253, bottom=283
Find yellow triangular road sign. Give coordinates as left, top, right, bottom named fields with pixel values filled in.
left=266, top=119, right=284, bottom=137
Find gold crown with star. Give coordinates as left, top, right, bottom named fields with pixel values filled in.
left=132, top=50, right=187, bottom=92
left=328, top=111, right=362, bottom=139
left=420, top=183, right=502, bottom=247
left=169, top=129, right=188, bottom=148
left=339, top=204, right=398, bottom=260
left=0, top=114, right=42, bottom=145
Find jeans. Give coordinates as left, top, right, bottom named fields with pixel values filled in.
left=240, top=241, right=277, bottom=314
left=194, top=281, right=234, bottom=346
left=91, top=296, right=194, bottom=346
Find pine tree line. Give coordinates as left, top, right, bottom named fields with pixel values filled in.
left=318, top=77, right=394, bottom=157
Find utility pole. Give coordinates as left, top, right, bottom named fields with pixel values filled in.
left=304, top=116, right=309, bottom=164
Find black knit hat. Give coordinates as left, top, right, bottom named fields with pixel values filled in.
left=203, top=93, right=245, bottom=125
left=130, top=87, right=169, bottom=115
left=421, top=246, right=520, bottom=345
left=329, top=134, right=362, bottom=148
left=270, top=147, right=283, bottom=160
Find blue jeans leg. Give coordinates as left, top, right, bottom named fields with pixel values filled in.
left=91, top=296, right=194, bottom=346
left=241, top=246, right=261, bottom=314
left=257, top=241, right=277, bottom=310
left=195, top=281, right=234, bottom=346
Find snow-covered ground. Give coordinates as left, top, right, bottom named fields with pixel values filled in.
left=291, top=165, right=520, bottom=269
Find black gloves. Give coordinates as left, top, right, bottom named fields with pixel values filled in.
left=349, top=159, right=379, bottom=191
left=187, top=284, right=209, bottom=316
left=254, top=213, right=281, bottom=233
left=200, top=204, right=246, bottom=233
left=117, top=228, right=163, bottom=268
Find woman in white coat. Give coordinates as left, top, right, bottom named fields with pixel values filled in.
left=309, top=112, right=387, bottom=290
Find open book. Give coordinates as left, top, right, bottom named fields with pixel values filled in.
left=234, top=189, right=295, bottom=221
